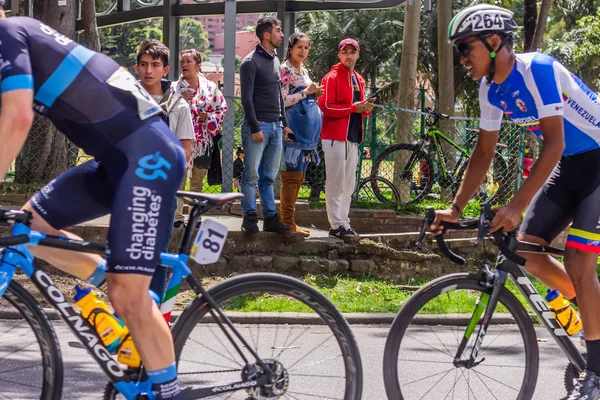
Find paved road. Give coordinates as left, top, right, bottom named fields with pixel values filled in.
left=0, top=319, right=577, bottom=399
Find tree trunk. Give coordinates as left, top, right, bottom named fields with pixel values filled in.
left=394, top=1, right=421, bottom=203
left=523, top=0, right=537, bottom=52
left=82, top=0, right=101, bottom=52
left=531, top=0, right=552, bottom=52
left=437, top=0, right=455, bottom=201
left=15, top=0, right=77, bottom=185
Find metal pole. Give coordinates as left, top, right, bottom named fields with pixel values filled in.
left=419, top=85, right=425, bottom=137
left=163, top=0, right=179, bottom=80
left=117, top=0, right=131, bottom=12
left=221, top=0, right=237, bottom=193
left=23, top=0, right=32, bottom=17
left=276, top=0, right=287, bottom=60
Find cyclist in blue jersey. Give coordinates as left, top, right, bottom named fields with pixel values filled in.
left=432, top=4, right=600, bottom=399
left=0, top=6, right=185, bottom=399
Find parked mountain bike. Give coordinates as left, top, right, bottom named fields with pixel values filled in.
left=369, top=108, right=510, bottom=206
left=0, top=191, right=362, bottom=400
left=383, top=203, right=584, bottom=399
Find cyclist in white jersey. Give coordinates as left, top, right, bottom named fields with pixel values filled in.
left=432, top=5, right=600, bottom=399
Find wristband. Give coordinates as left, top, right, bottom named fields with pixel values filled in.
left=451, top=201, right=462, bottom=215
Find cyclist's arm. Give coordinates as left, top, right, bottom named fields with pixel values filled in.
left=452, top=128, right=499, bottom=210
left=512, top=116, right=564, bottom=211
left=0, top=26, right=34, bottom=180
left=0, top=90, right=34, bottom=179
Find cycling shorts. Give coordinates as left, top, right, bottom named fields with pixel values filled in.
left=30, top=117, right=186, bottom=275
left=520, top=147, right=600, bottom=253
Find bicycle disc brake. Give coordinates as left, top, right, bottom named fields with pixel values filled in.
left=244, top=359, right=289, bottom=399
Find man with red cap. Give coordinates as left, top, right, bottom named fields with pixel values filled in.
left=318, top=38, right=374, bottom=240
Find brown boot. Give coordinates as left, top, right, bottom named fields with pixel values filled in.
left=280, top=171, right=309, bottom=237
left=294, top=173, right=310, bottom=236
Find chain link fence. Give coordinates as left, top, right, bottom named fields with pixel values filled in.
left=2, top=93, right=527, bottom=215
left=356, top=103, right=527, bottom=211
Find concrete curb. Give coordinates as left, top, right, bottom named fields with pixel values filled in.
left=0, top=308, right=519, bottom=326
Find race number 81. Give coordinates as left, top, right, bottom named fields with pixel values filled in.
left=192, top=219, right=229, bottom=264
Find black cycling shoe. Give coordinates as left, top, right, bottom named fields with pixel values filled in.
left=263, top=213, right=290, bottom=233
left=241, top=213, right=259, bottom=234
left=565, top=370, right=600, bottom=400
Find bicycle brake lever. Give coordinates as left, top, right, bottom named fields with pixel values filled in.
left=415, top=207, right=436, bottom=247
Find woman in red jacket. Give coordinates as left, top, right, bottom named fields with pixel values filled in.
left=318, top=38, right=374, bottom=239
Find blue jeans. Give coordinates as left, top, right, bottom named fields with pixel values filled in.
left=240, top=121, right=283, bottom=217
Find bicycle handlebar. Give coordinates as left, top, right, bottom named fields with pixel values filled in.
left=421, top=107, right=450, bottom=122
left=415, top=203, right=527, bottom=266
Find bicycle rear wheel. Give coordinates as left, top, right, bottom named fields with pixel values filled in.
left=0, top=279, right=63, bottom=400
left=356, top=176, right=401, bottom=206
left=172, top=273, right=363, bottom=400
left=370, top=144, right=435, bottom=206
left=383, top=273, right=538, bottom=400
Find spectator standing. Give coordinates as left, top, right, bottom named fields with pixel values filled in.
left=318, top=38, right=374, bottom=240
left=239, top=17, right=293, bottom=234
left=173, top=49, right=227, bottom=227
left=233, top=147, right=244, bottom=192
left=134, top=39, right=194, bottom=299
left=279, top=33, right=322, bottom=237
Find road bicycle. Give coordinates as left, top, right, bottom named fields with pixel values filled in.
left=383, top=203, right=584, bottom=399
left=369, top=108, right=510, bottom=206
left=0, top=191, right=362, bottom=399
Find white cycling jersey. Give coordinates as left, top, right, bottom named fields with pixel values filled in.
left=479, top=52, right=600, bottom=156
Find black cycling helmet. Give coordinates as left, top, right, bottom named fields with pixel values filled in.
left=448, top=4, right=519, bottom=84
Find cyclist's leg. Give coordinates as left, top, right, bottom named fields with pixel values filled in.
left=22, top=160, right=113, bottom=279
left=104, top=119, right=184, bottom=396
left=518, top=160, right=577, bottom=299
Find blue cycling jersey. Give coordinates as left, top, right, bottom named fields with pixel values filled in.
left=0, top=16, right=162, bottom=158
left=479, top=52, right=600, bottom=156
left=1, top=16, right=185, bottom=276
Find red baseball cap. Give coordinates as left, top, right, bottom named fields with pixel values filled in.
left=338, top=38, right=360, bottom=52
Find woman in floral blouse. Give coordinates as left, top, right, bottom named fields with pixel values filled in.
left=279, top=33, right=322, bottom=237
left=173, top=49, right=228, bottom=226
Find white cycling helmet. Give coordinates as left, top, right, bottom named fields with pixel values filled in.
left=448, top=4, right=519, bottom=84
left=448, top=4, right=518, bottom=45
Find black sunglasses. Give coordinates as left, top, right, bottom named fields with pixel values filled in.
left=454, top=35, right=491, bottom=57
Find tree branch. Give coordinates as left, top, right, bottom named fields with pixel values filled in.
left=531, top=0, right=553, bottom=52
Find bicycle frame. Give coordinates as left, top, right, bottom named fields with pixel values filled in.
left=0, top=203, right=274, bottom=400
left=455, top=237, right=585, bottom=373
left=421, top=128, right=470, bottom=181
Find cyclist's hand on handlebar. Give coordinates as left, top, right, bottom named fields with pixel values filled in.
left=430, top=208, right=460, bottom=235
left=489, top=203, right=522, bottom=233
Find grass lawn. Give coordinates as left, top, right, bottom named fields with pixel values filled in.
left=215, top=272, right=554, bottom=315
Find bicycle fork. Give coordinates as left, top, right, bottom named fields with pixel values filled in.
left=453, top=268, right=507, bottom=369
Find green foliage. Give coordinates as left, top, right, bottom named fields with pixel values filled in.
left=98, top=18, right=209, bottom=74
left=547, top=9, right=600, bottom=91
left=99, top=18, right=163, bottom=73
left=179, top=18, right=210, bottom=54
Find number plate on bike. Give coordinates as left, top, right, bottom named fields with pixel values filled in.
left=191, top=219, right=228, bottom=264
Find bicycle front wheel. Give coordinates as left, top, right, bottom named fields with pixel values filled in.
left=383, top=273, right=538, bottom=400
left=172, top=273, right=363, bottom=400
left=0, top=280, right=63, bottom=400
